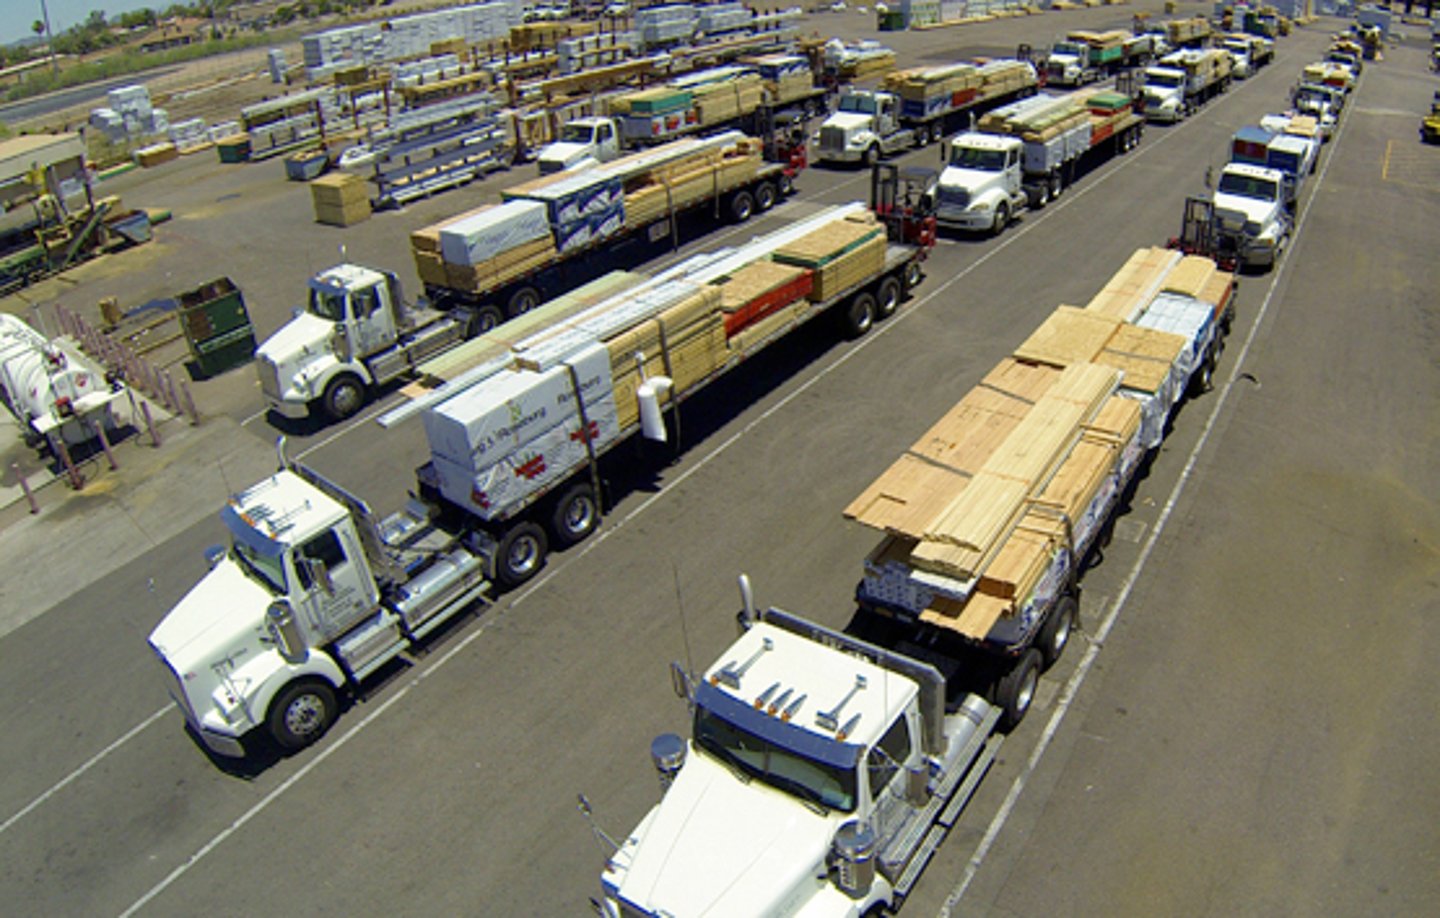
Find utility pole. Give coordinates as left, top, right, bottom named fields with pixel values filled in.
left=39, top=0, right=58, bottom=76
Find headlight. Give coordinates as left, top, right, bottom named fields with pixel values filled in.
left=974, top=201, right=992, bottom=211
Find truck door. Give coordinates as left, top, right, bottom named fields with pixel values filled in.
left=350, top=283, right=394, bottom=356
left=292, top=527, right=372, bottom=641
left=596, top=121, right=618, bottom=160
left=866, top=711, right=918, bottom=845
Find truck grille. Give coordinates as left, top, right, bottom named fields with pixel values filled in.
left=256, top=355, right=281, bottom=399
left=819, top=126, right=847, bottom=152
left=937, top=186, right=970, bottom=208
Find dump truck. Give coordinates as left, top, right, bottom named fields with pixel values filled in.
left=597, top=247, right=1237, bottom=917
left=157, top=175, right=937, bottom=758
left=1044, top=30, right=1158, bottom=87
left=257, top=130, right=806, bottom=421
left=934, top=87, right=1144, bottom=235
left=816, top=59, right=1038, bottom=165
left=1142, top=49, right=1233, bottom=122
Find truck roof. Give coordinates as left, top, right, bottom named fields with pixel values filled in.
left=704, top=621, right=915, bottom=753
left=1221, top=162, right=1285, bottom=180
left=952, top=132, right=1020, bottom=151
left=225, top=470, right=346, bottom=549
left=312, top=263, right=385, bottom=293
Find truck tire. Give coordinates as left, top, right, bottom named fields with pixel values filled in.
left=990, top=202, right=1010, bottom=237
left=1188, top=347, right=1217, bottom=397
left=1037, top=595, right=1078, bottom=669
left=995, top=649, right=1042, bottom=732
left=472, top=304, right=506, bottom=334
left=322, top=374, right=367, bottom=422
left=840, top=291, right=877, bottom=339
left=914, top=123, right=930, bottom=147
left=875, top=276, right=902, bottom=319
left=268, top=679, right=338, bottom=751
left=496, top=521, right=548, bottom=589
left=507, top=286, right=542, bottom=318
left=729, top=190, right=755, bottom=223
left=548, top=483, right=599, bottom=547
left=1049, top=173, right=1063, bottom=200
left=903, top=260, right=923, bottom=291
left=754, top=181, right=778, bottom=212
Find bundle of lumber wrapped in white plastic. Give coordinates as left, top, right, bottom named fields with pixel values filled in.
left=882, top=62, right=982, bottom=102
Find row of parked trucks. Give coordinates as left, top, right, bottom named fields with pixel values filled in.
left=258, top=128, right=807, bottom=421
left=151, top=168, right=939, bottom=757
left=1191, top=39, right=1358, bottom=271
left=598, top=243, right=1238, bottom=916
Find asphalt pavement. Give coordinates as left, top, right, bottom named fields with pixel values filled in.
left=1, top=6, right=1438, bottom=917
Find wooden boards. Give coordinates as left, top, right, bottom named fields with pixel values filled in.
left=1085, top=246, right=1182, bottom=321
left=1015, top=306, right=1121, bottom=368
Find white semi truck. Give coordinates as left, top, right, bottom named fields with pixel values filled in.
left=257, top=133, right=807, bottom=422
left=1141, top=49, right=1233, bottom=123
left=598, top=248, right=1238, bottom=916
left=1211, top=163, right=1292, bottom=270
left=154, top=185, right=937, bottom=758
left=815, top=59, right=1038, bottom=165
left=934, top=87, right=1144, bottom=235
left=1044, top=30, right=1158, bottom=87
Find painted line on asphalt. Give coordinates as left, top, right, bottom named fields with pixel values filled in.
left=105, top=87, right=1235, bottom=910
left=939, top=70, right=1353, bottom=918
left=0, top=705, right=170, bottom=837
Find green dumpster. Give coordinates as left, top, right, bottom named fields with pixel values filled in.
left=178, top=277, right=257, bottom=378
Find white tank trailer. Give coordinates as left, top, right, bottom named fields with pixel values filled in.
left=0, top=313, right=116, bottom=447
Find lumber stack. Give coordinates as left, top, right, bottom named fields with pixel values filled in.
left=773, top=212, right=886, bottom=301
left=714, top=260, right=814, bottom=337
left=1085, top=246, right=1183, bottom=321
left=604, top=286, right=728, bottom=429
left=690, top=72, right=765, bottom=128
left=977, top=93, right=1088, bottom=143
left=978, top=59, right=1036, bottom=99
left=311, top=172, right=371, bottom=226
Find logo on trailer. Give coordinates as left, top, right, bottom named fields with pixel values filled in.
left=515, top=454, right=546, bottom=479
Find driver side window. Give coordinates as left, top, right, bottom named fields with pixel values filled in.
left=295, top=529, right=347, bottom=590
left=866, top=715, right=913, bottom=798
left=353, top=286, right=380, bottom=320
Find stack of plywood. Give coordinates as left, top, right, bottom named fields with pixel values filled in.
left=772, top=212, right=886, bottom=302
left=606, top=87, right=692, bottom=117
left=311, top=172, right=371, bottom=226
left=1014, top=304, right=1187, bottom=396
left=978, top=59, right=1035, bottom=99
left=619, top=137, right=761, bottom=227
left=714, top=260, right=814, bottom=337
left=134, top=142, right=179, bottom=168
left=602, top=285, right=728, bottom=429
left=416, top=199, right=559, bottom=292
left=1085, top=246, right=1183, bottom=321
left=883, top=63, right=982, bottom=101
left=690, top=72, right=765, bottom=127
left=978, top=93, right=1087, bottom=143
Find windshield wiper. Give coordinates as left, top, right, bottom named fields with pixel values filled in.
left=767, top=773, right=831, bottom=815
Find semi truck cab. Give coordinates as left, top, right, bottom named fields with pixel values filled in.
left=1141, top=66, right=1187, bottom=121
left=536, top=117, right=623, bottom=174
left=934, top=133, right=1027, bottom=234
left=1213, top=163, right=1290, bottom=269
left=817, top=90, right=908, bottom=165
left=600, top=595, right=999, bottom=917
left=256, top=264, right=468, bottom=421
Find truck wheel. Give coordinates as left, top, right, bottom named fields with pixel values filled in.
left=322, top=374, right=366, bottom=421
left=840, top=291, right=876, bottom=339
left=496, top=521, right=548, bottom=589
left=779, top=174, right=795, bottom=196
left=728, top=190, right=755, bottom=223
left=472, top=304, right=506, bottom=333
left=754, top=181, right=778, bottom=212
left=1049, top=173, right=1063, bottom=200
left=875, top=277, right=902, bottom=319
left=995, top=649, right=1042, bottom=732
left=268, top=679, right=338, bottom=751
left=507, top=286, right=541, bottom=318
left=1037, top=595, right=1078, bottom=669
left=914, top=123, right=930, bottom=147
left=990, top=202, right=1010, bottom=237
left=1188, top=348, right=1217, bottom=397
left=548, top=483, right=599, bottom=547
left=903, top=260, right=923, bottom=291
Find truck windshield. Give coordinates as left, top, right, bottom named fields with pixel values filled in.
left=1217, top=173, right=1277, bottom=201
left=232, top=540, right=287, bottom=594
left=838, top=94, right=879, bottom=115
left=949, top=146, right=1006, bottom=170
left=1146, top=72, right=1183, bottom=88
left=1052, top=42, right=1082, bottom=56
left=309, top=287, right=348, bottom=322
left=558, top=123, right=595, bottom=143
left=694, top=703, right=859, bottom=813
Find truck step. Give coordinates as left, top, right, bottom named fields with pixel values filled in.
left=939, top=734, right=1003, bottom=828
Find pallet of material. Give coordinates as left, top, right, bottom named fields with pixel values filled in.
left=1014, top=305, right=1122, bottom=367
left=609, top=313, right=728, bottom=429
left=135, top=142, right=179, bottom=168
left=1097, top=324, right=1186, bottom=394
left=311, top=172, right=371, bottom=226
left=444, top=236, right=559, bottom=293
left=772, top=214, right=886, bottom=302
left=608, top=88, right=693, bottom=116
left=883, top=62, right=981, bottom=101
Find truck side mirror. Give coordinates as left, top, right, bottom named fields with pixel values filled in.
left=669, top=660, right=694, bottom=703
left=204, top=544, right=227, bottom=569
